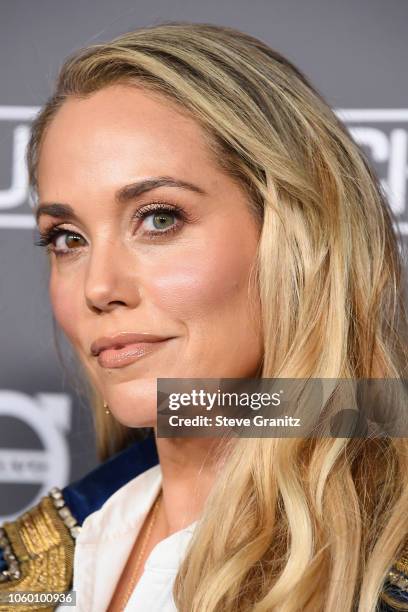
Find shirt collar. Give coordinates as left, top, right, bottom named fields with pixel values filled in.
left=77, top=463, right=163, bottom=543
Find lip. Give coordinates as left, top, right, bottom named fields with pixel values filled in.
left=90, top=332, right=176, bottom=369
left=96, top=340, right=173, bottom=369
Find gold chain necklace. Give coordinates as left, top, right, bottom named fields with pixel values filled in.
left=119, top=488, right=163, bottom=611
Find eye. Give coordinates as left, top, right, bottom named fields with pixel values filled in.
left=137, top=207, right=179, bottom=235
left=34, top=228, right=86, bottom=257
left=145, top=210, right=175, bottom=230
left=133, top=201, right=188, bottom=239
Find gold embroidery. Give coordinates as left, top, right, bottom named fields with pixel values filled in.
left=0, top=496, right=74, bottom=612
left=379, top=539, right=408, bottom=610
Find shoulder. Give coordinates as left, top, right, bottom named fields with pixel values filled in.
left=0, top=433, right=159, bottom=604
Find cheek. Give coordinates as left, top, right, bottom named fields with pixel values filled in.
left=49, top=269, right=83, bottom=344
left=148, top=233, right=258, bottom=322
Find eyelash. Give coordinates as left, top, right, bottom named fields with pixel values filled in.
left=34, top=201, right=189, bottom=258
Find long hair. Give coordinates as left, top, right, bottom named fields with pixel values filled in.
left=27, top=21, right=408, bottom=611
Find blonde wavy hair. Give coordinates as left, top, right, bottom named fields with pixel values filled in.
left=27, top=21, right=408, bottom=612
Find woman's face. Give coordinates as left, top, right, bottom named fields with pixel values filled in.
left=36, top=83, right=263, bottom=427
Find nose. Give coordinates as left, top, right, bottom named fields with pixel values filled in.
left=84, top=238, right=142, bottom=313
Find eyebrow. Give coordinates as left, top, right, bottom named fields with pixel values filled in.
left=34, top=176, right=207, bottom=224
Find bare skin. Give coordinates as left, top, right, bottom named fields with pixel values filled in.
left=35, top=83, right=263, bottom=609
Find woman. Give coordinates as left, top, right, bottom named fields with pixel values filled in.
left=1, top=20, right=408, bottom=611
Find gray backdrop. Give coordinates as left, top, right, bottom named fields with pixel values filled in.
left=1, top=0, right=407, bottom=521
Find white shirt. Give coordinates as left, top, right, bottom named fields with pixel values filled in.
left=59, top=463, right=197, bottom=611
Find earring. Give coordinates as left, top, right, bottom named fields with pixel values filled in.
left=103, top=400, right=110, bottom=415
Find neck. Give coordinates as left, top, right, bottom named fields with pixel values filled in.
left=152, top=428, right=230, bottom=536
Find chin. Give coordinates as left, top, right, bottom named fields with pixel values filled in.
left=105, top=381, right=158, bottom=428
left=111, top=410, right=156, bottom=428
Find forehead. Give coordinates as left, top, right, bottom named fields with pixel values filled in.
left=37, top=83, right=220, bottom=194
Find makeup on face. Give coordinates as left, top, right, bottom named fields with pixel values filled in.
left=36, top=84, right=263, bottom=426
